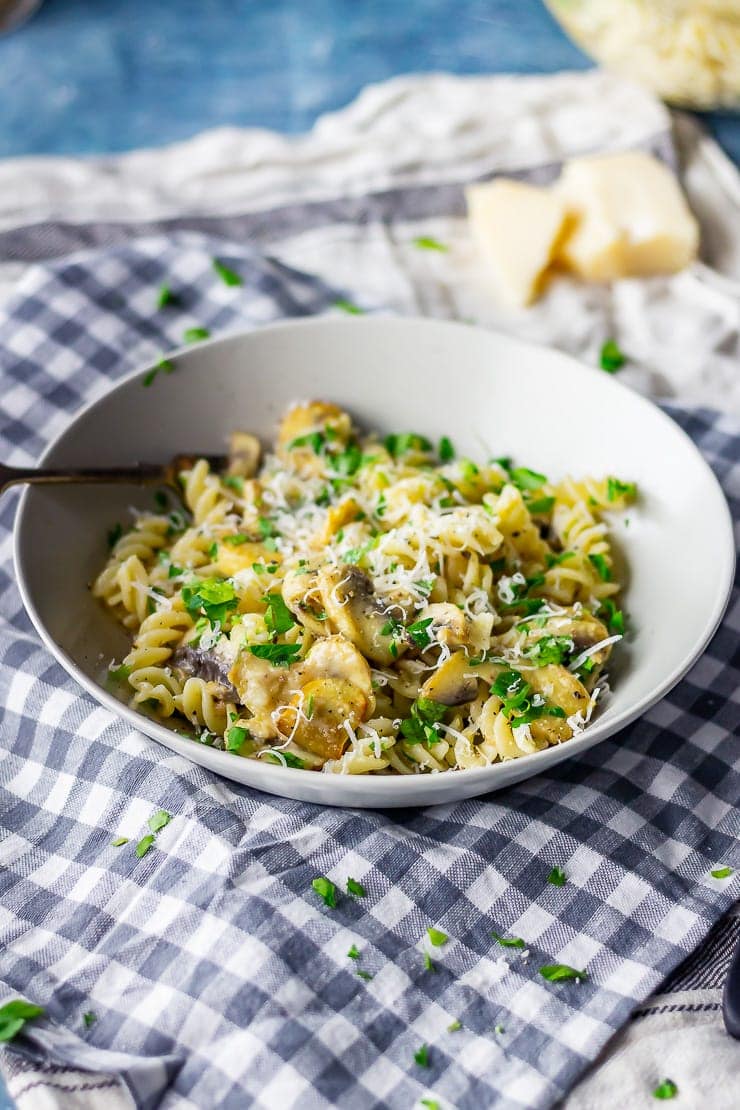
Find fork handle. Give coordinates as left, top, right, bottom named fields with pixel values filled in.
left=0, top=462, right=167, bottom=496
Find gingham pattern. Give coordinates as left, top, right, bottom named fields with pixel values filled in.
left=0, top=236, right=738, bottom=1110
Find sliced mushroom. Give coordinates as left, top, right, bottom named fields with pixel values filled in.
left=277, top=401, right=352, bottom=450
left=228, top=432, right=261, bottom=478
left=281, top=566, right=327, bottom=637
left=273, top=636, right=374, bottom=761
left=524, top=610, right=612, bottom=683
left=227, top=651, right=299, bottom=735
left=525, top=664, right=590, bottom=745
left=299, top=635, right=373, bottom=699
left=420, top=651, right=479, bottom=707
left=318, top=564, right=406, bottom=666
left=275, top=677, right=366, bottom=761
left=417, top=602, right=472, bottom=650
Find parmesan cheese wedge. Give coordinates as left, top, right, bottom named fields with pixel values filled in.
left=465, top=179, right=570, bottom=308
left=555, top=151, right=699, bottom=282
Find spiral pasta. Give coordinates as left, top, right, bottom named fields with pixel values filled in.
left=97, top=401, right=635, bottom=773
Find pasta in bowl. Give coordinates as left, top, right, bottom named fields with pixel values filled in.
left=94, top=400, right=634, bottom=776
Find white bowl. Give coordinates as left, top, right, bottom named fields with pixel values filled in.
left=14, top=317, right=735, bottom=808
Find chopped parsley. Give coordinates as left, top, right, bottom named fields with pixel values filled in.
left=710, top=866, right=734, bottom=879
left=147, top=810, right=171, bottom=834
left=263, top=592, right=296, bottom=635
left=343, top=539, right=377, bottom=565
left=223, top=533, right=249, bottom=546
left=223, top=475, right=244, bottom=494
left=588, top=553, right=612, bottom=582
left=538, top=964, right=588, bottom=983
left=546, top=550, right=575, bottom=567
left=427, top=927, right=448, bottom=947
left=182, top=578, right=238, bottom=626
left=305, top=694, right=315, bottom=720
left=347, top=944, right=361, bottom=960
left=334, top=297, right=364, bottom=315
left=420, top=1100, right=440, bottom=1110
left=414, top=1044, right=430, bottom=1068
left=547, top=866, right=567, bottom=887
left=356, top=969, right=374, bottom=981
left=263, top=750, right=305, bottom=768
left=491, top=931, right=525, bottom=948
left=108, top=663, right=131, bottom=684
left=289, top=431, right=326, bottom=454
left=0, top=999, right=45, bottom=1043
left=607, top=476, right=637, bottom=502
left=83, top=1011, right=97, bottom=1028
left=226, top=725, right=249, bottom=752
left=153, top=490, right=168, bottom=511
left=111, top=837, right=129, bottom=847
left=107, top=522, right=123, bottom=549
left=384, top=432, right=432, bottom=459
left=598, top=598, right=625, bottom=635
left=527, top=496, right=555, bottom=514
left=400, top=697, right=448, bottom=746
left=346, top=877, right=367, bottom=897
left=312, top=876, right=337, bottom=908
left=494, top=1023, right=505, bottom=1035
left=653, top=1079, right=678, bottom=1100
left=248, top=643, right=302, bottom=666
left=424, top=953, right=435, bottom=972
left=447, top=1019, right=462, bottom=1032
left=413, top=235, right=448, bottom=252
left=510, top=466, right=546, bottom=491
left=183, top=326, right=211, bottom=343
left=439, top=435, right=455, bottom=462
left=600, top=339, right=626, bottom=373
left=135, top=834, right=155, bottom=859
left=329, top=443, right=364, bottom=478
left=143, top=355, right=175, bottom=387
left=407, top=617, right=434, bottom=650
left=212, top=258, right=243, bottom=286
left=524, top=635, right=573, bottom=667
left=156, top=284, right=177, bottom=309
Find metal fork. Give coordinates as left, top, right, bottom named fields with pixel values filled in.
left=0, top=455, right=229, bottom=497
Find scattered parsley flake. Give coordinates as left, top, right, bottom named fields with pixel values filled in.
left=413, top=235, right=448, bottom=252
left=249, top=643, right=302, bottom=666
left=223, top=475, right=244, bottom=494
left=491, top=931, right=525, bottom=948
left=600, top=339, right=626, bottom=372
left=263, top=750, right=305, bottom=768
left=263, top=592, right=296, bottom=635
left=538, top=964, right=588, bottom=983
left=384, top=432, right=432, bottom=459
left=346, top=877, right=367, bottom=898
left=510, top=466, right=547, bottom=491
left=289, top=431, right=325, bottom=454
left=447, top=1019, right=462, bottom=1032
left=83, top=1011, right=97, bottom=1028
left=653, top=1079, right=678, bottom=1100
left=183, top=326, right=211, bottom=343
left=135, top=834, right=155, bottom=859
left=607, top=476, right=637, bottom=502
left=408, top=617, right=434, bottom=649
left=223, top=533, right=248, bottom=546
left=111, top=837, right=128, bottom=847
left=212, top=258, right=243, bottom=286
left=147, top=810, right=171, bottom=834
left=414, top=1044, right=430, bottom=1068
left=427, top=927, right=448, bottom=947
left=356, top=969, right=374, bottom=981
left=312, top=876, right=337, bottom=908
left=439, top=436, right=455, bottom=462
left=0, top=999, right=45, bottom=1043
left=334, top=297, right=364, bottom=315
left=527, top=495, right=555, bottom=514
left=710, top=866, right=734, bottom=879
left=494, top=1023, right=505, bottom=1035
left=347, top=944, right=361, bottom=960
left=598, top=598, right=625, bottom=635
left=182, top=578, right=238, bottom=626
left=420, top=1100, right=440, bottom=1110
left=424, top=953, right=435, bottom=972
left=156, top=284, right=177, bottom=309
left=547, top=866, right=567, bottom=887
left=226, top=725, right=249, bottom=752
left=588, top=553, right=612, bottom=582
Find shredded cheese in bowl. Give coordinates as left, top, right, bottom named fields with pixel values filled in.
left=94, top=401, right=635, bottom=775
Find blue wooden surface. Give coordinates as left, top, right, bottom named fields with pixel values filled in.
left=0, top=0, right=737, bottom=163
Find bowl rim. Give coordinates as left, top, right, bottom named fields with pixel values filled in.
left=13, top=315, right=737, bottom=797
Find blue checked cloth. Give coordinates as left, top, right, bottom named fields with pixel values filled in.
left=0, top=233, right=738, bottom=1110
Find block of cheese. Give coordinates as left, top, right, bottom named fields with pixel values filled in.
left=465, top=179, right=570, bottom=308
left=555, top=151, right=699, bottom=282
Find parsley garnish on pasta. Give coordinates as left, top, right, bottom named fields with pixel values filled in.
left=94, top=400, right=633, bottom=773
